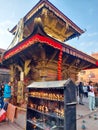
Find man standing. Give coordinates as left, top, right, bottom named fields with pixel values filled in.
left=88, top=81, right=96, bottom=111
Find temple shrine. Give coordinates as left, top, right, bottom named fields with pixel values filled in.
left=2, top=0, right=98, bottom=106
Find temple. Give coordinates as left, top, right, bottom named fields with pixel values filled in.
left=2, top=0, right=98, bottom=106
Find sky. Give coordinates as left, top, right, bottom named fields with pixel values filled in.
left=0, top=0, right=98, bottom=55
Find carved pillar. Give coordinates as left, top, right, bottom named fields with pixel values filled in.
left=39, top=44, right=47, bottom=81
left=9, top=65, right=15, bottom=82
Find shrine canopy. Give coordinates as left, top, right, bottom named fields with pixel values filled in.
left=2, top=0, right=98, bottom=71
left=8, top=0, right=84, bottom=50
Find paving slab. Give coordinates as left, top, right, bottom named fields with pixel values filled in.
left=0, top=122, right=22, bottom=130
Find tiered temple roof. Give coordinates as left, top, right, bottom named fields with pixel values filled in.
left=2, top=0, right=98, bottom=71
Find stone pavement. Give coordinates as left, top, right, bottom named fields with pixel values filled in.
left=77, top=97, right=98, bottom=130
left=0, top=110, right=26, bottom=130
left=0, top=122, right=23, bottom=130
left=0, top=97, right=98, bottom=130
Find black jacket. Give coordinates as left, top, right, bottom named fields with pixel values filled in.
left=78, top=82, right=84, bottom=94
left=0, top=86, right=3, bottom=97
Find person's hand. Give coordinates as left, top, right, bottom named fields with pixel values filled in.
left=91, top=88, right=94, bottom=92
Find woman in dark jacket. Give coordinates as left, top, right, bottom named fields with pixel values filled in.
left=78, top=82, right=84, bottom=105
left=0, top=84, right=4, bottom=108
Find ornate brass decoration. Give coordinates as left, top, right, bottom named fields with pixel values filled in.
left=15, top=65, right=23, bottom=72
left=23, top=25, right=31, bottom=38
left=24, top=60, right=31, bottom=76
left=17, top=81, right=24, bottom=103
left=9, top=64, right=15, bottom=82
left=7, top=18, right=24, bottom=50
left=41, top=8, right=74, bottom=42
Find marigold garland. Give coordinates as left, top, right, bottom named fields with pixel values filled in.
left=58, top=50, right=62, bottom=80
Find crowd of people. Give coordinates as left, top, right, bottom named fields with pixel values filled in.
left=76, top=80, right=98, bottom=112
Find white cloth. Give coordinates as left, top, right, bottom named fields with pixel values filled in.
left=88, top=86, right=95, bottom=97
left=83, top=86, right=88, bottom=92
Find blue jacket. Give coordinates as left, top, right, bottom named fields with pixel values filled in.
left=4, top=84, right=11, bottom=98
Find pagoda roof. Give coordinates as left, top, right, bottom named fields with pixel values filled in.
left=2, top=0, right=98, bottom=70
left=10, top=0, right=84, bottom=43
left=2, top=22, right=98, bottom=70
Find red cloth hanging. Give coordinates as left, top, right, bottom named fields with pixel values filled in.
left=0, top=109, right=6, bottom=122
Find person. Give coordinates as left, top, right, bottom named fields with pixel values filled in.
left=3, top=81, right=12, bottom=103
left=10, top=83, right=14, bottom=104
left=88, top=81, right=96, bottom=111
left=78, top=82, right=84, bottom=105
left=83, top=82, right=88, bottom=98
left=75, top=82, right=79, bottom=104
left=0, top=83, right=4, bottom=109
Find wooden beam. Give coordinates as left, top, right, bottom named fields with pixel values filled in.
left=62, top=55, right=69, bottom=64
left=47, top=50, right=58, bottom=64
